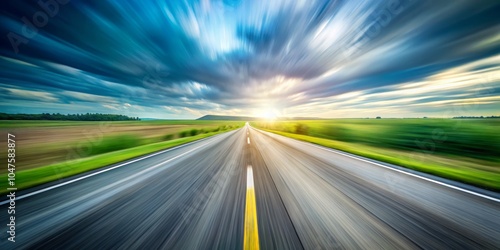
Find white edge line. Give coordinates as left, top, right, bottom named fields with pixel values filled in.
left=0, top=129, right=239, bottom=206
left=251, top=127, right=500, bottom=203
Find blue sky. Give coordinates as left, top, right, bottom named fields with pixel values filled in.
left=1, top=0, right=499, bottom=118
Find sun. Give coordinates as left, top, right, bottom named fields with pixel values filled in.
left=263, top=110, right=276, bottom=119
left=258, top=108, right=279, bottom=120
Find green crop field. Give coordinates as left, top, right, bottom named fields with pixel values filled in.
left=0, top=120, right=244, bottom=170
left=0, top=120, right=243, bottom=193
left=0, top=119, right=244, bottom=128
left=252, top=119, right=500, bottom=191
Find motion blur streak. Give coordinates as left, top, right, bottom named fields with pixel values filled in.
left=0, top=134, right=219, bottom=206
left=1, top=125, right=499, bottom=249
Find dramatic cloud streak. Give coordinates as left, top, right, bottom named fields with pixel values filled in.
left=1, top=0, right=499, bottom=118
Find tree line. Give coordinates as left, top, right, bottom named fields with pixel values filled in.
left=0, top=113, right=140, bottom=121
left=453, top=116, right=500, bottom=119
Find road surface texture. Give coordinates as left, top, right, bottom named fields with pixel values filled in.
left=1, top=124, right=499, bottom=249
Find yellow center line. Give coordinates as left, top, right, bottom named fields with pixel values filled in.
left=243, top=165, right=260, bottom=250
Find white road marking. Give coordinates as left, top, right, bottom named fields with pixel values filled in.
left=247, top=137, right=250, bottom=144
left=252, top=127, right=500, bottom=203
left=247, top=165, right=254, bottom=188
left=0, top=130, right=237, bottom=205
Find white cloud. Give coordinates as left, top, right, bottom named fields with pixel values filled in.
left=4, top=87, right=59, bottom=102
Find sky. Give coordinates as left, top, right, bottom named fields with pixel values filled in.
left=0, top=0, right=499, bottom=119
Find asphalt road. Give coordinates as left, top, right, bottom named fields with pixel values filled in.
left=1, top=124, right=499, bottom=249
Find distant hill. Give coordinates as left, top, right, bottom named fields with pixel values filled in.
left=197, top=115, right=326, bottom=121
left=197, top=115, right=258, bottom=121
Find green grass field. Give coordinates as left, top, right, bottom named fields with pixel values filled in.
left=0, top=119, right=245, bottom=128
left=252, top=119, right=500, bottom=191
left=0, top=120, right=243, bottom=193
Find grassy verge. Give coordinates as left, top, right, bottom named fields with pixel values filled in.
left=1, top=128, right=237, bottom=194
left=256, top=128, right=500, bottom=191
